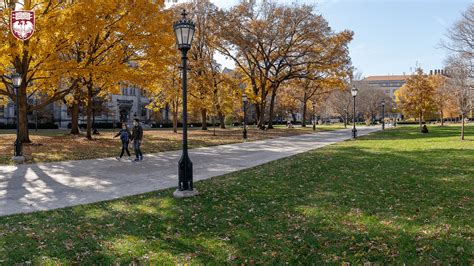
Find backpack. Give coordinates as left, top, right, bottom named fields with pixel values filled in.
left=121, top=130, right=130, bottom=142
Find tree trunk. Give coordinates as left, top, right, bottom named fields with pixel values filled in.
left=441, top=110, right=445, bottom=126
left=70, top=101, right=80, bottom=134
left=173, top=112, right=178, bottom=133
left=419, top=111, right=423, bottom=132
left=18, top=83, right=31, bottom=143
left=86, top=86, right=93, bottom=140
left=201, top=108, right=207, bottom=130
left=257, top=103, right=266, bottom=130
left=172, top=103, right=178, bottom=133
left=267, top=89, right=277, bottom=129
left=302, top=100, right=307, bottom=127
left=344, top=110, right=348, bottom=128
left=218, top=111, right=225, bottom=129
left=461, top=113, right=465, bottom=140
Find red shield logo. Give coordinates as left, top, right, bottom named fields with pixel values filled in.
left=10, top=10, right=35, bottom=41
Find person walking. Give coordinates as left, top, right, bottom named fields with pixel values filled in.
left=131, top=118, right=144, bottom=162
left=114, top=123, right=131, bottom=161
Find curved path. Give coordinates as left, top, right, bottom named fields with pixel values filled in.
left=0, top=126, right=380, bottom=217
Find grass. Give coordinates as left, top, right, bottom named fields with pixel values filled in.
left=0, top=124, right=343, bottom=165
left=0, top=125, right=472, bottom=264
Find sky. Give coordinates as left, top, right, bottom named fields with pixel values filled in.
left=205, top=0, right=472, bottom=77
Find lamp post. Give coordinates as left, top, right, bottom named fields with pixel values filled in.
left=351, top=86, right=358, bottom=139
left=12, top=72, right=25, bottom=163
left=242, top=93, right=248, bottom=139
left=312, top=102, right=316, bottom=131
left=381, top=99, right=385, bottom=130
left=173, top=10, right=197, bottom=198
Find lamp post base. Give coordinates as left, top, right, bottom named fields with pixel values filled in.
left=352, top=128, right=357, bottom=139
left=12, top=156, right=25, bottom=164
left=173, top=189, right=199, bottom=199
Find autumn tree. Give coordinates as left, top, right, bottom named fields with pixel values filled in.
left=215, top=1, right=352, bottom=129
left=60, top=0, right=174, bottom=139
left=148, top=64, right=182, bottom=133
left=275, top=84, right=300, bottom=123
left=430, top=73, right=458, bottom=126
left=207, top=64, right=240, bottom=129
left=395, top=68, right=436, bottom=131
left=0, top=0, right=79, bottom=143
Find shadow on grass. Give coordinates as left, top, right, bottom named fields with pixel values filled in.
left=0, top=127, right=472, bottom=264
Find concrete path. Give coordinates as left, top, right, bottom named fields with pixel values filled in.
left=0, top=126, right=380, bottom=217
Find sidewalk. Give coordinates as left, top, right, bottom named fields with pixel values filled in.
left=0, top=126, right=380, bottom=217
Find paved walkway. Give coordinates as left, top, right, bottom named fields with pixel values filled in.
left=0, top=126, right=380, bottom=217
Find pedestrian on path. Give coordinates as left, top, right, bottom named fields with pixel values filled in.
left=131, top=118, right=144, bottom=162
left=114, top=123, right=131, bottom=161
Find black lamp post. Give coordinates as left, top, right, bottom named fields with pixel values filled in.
left=242, top=93, right=248, bottom=139
left=173, top=10, right=197, bottom=198
left=351, top=86, right=358, bottom=139
left=312, top=102, right=316, bottom=131
left=381, top=99, right=385, bottom=130
left=12, top=72, right=25, bottom=163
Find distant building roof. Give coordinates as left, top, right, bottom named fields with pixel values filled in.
left=222, top=67, right=234, bottom=74
left=364, top=75, right=408, bottom=81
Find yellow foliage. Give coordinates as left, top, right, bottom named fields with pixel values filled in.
left=395, top=68, right=436, bottom=121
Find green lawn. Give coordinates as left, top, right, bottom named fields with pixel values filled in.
left=0, top=125, right=472, bottom=264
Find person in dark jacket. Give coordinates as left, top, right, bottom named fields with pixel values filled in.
left=131, top=118, right=144, bottom=162
left=114, top=123, right=131, bottom=161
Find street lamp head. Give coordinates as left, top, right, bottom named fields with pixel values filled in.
left=173, top=9, right=195, bottom=51
left=381, top=99, right=385, bottom=106
left=12, top=72, right=22, bottom=87
left=313, top=102, right=317, bottom=109
left=351, top=86, right=358, bottom=97
left=242, top=93, right=248, bottom=103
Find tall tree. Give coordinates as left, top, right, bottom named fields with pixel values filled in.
left=441, top=4, right=474, bottom=68
left=61, top=0, right=174, bottom=139
left=395, top=68, right=436, bottom=131
left=430, top=73, right=458, bottom=126
left=445, top=55, right=473, bottom=140
left=148, top=64, right=182, bottom=133
left=215, top=1, right=352, bottom=129
left=0, top=0, right=78, bottom=143
left=172, top=0, right=220, bottom=130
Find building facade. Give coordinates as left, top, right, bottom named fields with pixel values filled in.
left=0, top=85, right=155, bottom=128
left=362, top=75, right=407, bottom=101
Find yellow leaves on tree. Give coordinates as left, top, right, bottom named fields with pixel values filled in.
left=395, top=68, right=436, bottom=130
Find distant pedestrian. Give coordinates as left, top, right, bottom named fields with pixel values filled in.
left=114, top=123, right=131, bottom=161
left=421, top=125, right=429, bottom=134
left=131, top=118, right=144, bottom=162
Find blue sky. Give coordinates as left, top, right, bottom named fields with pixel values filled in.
left=209, top=0, right=472, bottom=77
